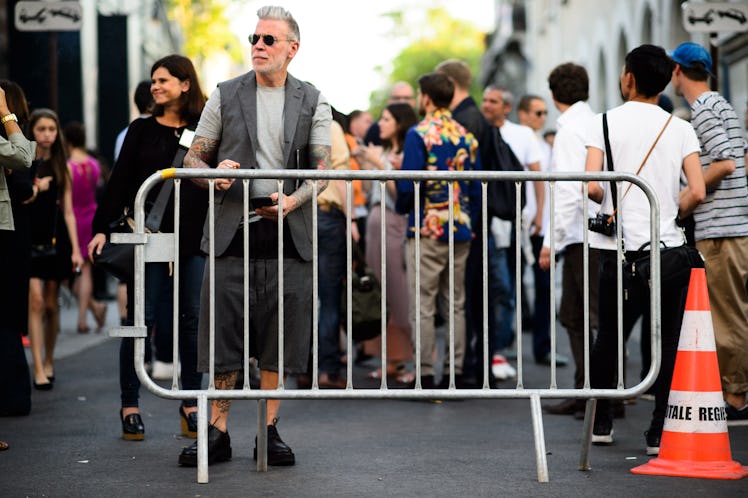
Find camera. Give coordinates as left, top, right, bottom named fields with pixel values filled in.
left=588, top=213, right=615, bottom=236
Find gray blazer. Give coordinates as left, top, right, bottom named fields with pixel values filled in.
left=200, top=71, right=322, bottom=261
left=0, top=133, right=35, bottom=230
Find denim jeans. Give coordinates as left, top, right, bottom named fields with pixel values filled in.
left=120, top=256, right=205, bottom=408
left=464, top=232, right=516, bottom=379
left=489, top=239, right=516, bottom=353
left=317, top=208, right=347, bottom=375
left=530, top=235, right=551, bottom=360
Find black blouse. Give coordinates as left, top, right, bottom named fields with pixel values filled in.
left=91, top=116, right=208, bottom=255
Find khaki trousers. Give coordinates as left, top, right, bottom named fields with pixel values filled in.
left=406, top=238, right=470, bottom=377
left=697, top=236, right=748, bottom=395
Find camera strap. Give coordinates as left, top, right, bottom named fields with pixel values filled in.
left=602, top=113, right=617, bottom=221
left=603, top=112, right=672, bottom=223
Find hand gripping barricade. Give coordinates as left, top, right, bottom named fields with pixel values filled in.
left=632, top=268, right=748, bottom=479
left=110, top=166, right=663, bottom=484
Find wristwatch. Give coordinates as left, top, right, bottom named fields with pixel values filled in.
left=1, top=113, right=18, bottom=124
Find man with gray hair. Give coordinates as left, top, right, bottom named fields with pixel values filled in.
left=178, top=5, right=332, bottom=467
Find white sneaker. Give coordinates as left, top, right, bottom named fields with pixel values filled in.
left=151, top=360, right=178, bottom=380
left=491, top=354, right=517, bottom=380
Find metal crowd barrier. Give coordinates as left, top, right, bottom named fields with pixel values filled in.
left=108, top=167, right=662, bottom=483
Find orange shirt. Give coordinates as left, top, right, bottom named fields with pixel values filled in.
left=345, top=133, right=367, bottom=210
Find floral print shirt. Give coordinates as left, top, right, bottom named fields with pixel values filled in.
left=396, top=109, right=481, bottom=243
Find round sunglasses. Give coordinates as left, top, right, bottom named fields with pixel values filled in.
left=249, top=33, right=293, bottom=46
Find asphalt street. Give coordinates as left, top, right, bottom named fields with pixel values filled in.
left=1, top=286, right=747, bottom=497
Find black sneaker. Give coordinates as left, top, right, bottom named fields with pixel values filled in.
left=725, top=402, right=748, bottom=425
left=592, top=419, right=614, bottom=445
left=644, top=429, right=660, bottom=456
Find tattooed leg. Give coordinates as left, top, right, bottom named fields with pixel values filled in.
left=260, top=369, right=287, bottom=425
left=210, top=370, right=239, bottom=431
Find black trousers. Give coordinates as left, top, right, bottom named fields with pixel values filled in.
left=590, top=250, right=688, bottom=432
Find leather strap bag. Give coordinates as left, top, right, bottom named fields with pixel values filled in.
left=94, top=133, right=191, bottom=281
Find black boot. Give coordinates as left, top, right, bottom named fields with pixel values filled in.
left=178, top=425, right=232, bottom=467
left=254, top=419, right=295, bottom=466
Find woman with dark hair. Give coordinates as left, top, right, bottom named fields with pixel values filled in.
left=354, top=102, right=418, bottom=383
left=89, top=54, right=208, bottom=441
left=0, top=81, right=35, bottom=432
left=64, top=121, right=107, bottom=333
left=27, top=108, right=84, bottom=390
left=1, top=80, right=34, bottom=351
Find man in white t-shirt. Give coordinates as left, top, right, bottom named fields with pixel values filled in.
left=517, top=94, right=569, bottom=371
left=537, top=63, right=601, bottom=419
left=585, top=44, right=705, bottom=455
left=482, top=87, right=562, bottom=367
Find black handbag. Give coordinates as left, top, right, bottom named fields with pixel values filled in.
left=31, top=205, right=58, bottom=260
left=624, top=242, right=704, bottom=288
left=340, top=242, right=384, bottom=343
left=93, top=213, right=136, bottom=282
left=31, top=243, right=56, bottom=259
left=484, top=126, right=525, bottom=221
left=93, top=133, right=191, bottom=281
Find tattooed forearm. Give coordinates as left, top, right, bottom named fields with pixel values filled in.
left=291, top=144, right=330, bottom=206
left=184, top=136, right=219, bottom=188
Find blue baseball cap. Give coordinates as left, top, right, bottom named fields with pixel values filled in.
left=670, top=42, right=712, bottom=72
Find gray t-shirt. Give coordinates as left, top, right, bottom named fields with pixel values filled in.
left=196, top=84, right=331, bottom=221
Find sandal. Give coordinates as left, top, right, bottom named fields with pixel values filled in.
left=93, top=302, right=107, bottom=329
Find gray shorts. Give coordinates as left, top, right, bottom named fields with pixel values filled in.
left=197, top=256, right=312, bottom=374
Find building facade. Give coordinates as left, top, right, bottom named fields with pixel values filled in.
left=1, top=0, right=180, bottom=165
left=482, top=0, right=748, bottom=130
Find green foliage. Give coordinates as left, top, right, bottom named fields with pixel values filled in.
left=166, top=0, right=243, bottom=65
left=368, top=7, right=487, bottom=118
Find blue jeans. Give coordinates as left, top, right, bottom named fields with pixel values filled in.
left=489, top=238, right=515, bottom=353
left=531, top=235, right=551, bottom=360
left=317, top=208, right=347, bottom=375
left=120, top=256, right=205, bottom=408
left=463, top=232, right=516, bottom=378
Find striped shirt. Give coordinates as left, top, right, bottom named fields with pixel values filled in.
left=691, top=92, right=748, bottom=240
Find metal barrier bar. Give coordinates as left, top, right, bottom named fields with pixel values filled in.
left=515, top=180, right=524, bottom=390
left=122, top=167, right=663, bottom=484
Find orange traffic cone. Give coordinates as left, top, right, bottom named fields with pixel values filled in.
left=632, top=268, right=748, bottom=479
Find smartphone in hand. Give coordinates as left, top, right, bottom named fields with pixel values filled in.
left=250, top=196, right=276, bottom=209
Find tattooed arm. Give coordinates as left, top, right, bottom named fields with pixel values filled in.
left=291, top=143, right=330, bottom=205
left=184, top=135, right=238, bottom=190
left=257, top=143, right=331, bottom=220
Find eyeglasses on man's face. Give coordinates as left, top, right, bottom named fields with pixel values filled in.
left=249, top=33, right=292, bottom=46
left=534, top=110, right=548, bottom=117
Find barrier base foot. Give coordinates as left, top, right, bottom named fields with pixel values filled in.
left=632, top=458, right=748, bottom=480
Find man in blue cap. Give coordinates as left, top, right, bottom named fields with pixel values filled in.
left=671, top=41, right=748, bottom=422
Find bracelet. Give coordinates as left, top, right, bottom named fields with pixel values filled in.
left=1, top=113, right=18, bottom=124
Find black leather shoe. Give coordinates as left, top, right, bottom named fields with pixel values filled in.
left=254, top=420, right=295, bottom=466
left=179, top=405, right=197, bottom=438
left=543, top=399, right=584, bottom=416
left=178, top=425, right=232, bottom=467
left=120, top=409, right=145, bottom=441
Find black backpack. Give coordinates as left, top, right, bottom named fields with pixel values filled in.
left=483, top=125, right=525, bottom=221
